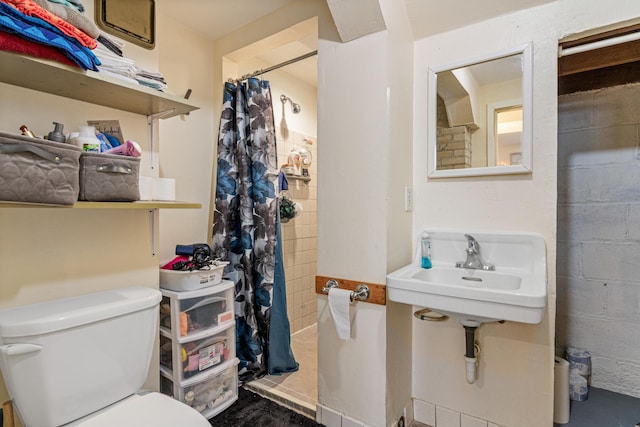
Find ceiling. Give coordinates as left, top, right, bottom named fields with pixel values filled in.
left=161, top=0, right=556, bottom=86
left=404, top=0, right=556, bottom=40
left=161, top=0, right=556, bottom=43
left=160, top=0, right=297, bottom=42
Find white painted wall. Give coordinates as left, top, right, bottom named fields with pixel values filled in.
left=412, top=1, right=640, bottom=426
left=156, top=8, right=215, bottom=263
left=317, top=0, right=414, bottom=425
left=316, top=27, right=391, bottom=427
left=382, top=0, right=415, bottom=424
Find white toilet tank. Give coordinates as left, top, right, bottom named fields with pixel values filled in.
left=0, top=287, right=162, bottom=427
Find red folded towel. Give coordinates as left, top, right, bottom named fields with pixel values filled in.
left=0, top=29, right=78, bottom=67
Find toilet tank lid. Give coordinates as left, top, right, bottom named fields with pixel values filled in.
left=0, top=287, right=162, bottom=338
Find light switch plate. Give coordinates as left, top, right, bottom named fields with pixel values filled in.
left=404, top=186, right=413, bottom=212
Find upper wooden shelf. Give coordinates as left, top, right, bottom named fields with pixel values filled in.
left=0, top=51, right=200, bottom=118
left=0, top=200, right=202, bottom=209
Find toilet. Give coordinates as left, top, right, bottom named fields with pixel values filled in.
left=0, top=287, right=212, bottom=427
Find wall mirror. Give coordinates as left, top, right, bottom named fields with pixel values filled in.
left=427, top=44, right=532, bottom=178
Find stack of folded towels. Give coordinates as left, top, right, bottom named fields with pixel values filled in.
left=0, top=0, right=167, bottom=91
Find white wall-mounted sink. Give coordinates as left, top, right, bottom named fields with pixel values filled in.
left=387, top=231, right=547, bottom=325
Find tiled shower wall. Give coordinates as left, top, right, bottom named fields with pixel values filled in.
left=277, top=127, right=318, bottom=333
left=557, top=83, right=640, bottom=398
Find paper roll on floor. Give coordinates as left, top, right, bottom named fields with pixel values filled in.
left=567, top=346, right=591, bottom=385
left=328, top=288, right=352, bottom=341
left=569, top=373, right=588, bottom=401
left=554, top=356, right=570, bottom=424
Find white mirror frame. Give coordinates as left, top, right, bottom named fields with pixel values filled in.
left=427, top=43, right=533, bottom=178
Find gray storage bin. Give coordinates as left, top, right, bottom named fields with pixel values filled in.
left=79, top=152, right=140, bottom=201
left=0, top=131, right=81, bottom=205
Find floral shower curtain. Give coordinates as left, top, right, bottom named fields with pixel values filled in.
left=212, top=78, right=298, bottom=382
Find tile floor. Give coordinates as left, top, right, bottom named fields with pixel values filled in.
left=245, top=323, right=318, bottom=419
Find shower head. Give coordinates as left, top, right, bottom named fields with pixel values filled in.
left=280, top=94, right=301, bottom=114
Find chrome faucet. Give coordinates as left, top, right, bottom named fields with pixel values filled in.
left=456, top=234, right=495, bottom=271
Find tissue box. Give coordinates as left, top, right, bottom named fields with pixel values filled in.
left=79, top=152, right=140, bottom=201
left=0, top=131, right=81, bottom=205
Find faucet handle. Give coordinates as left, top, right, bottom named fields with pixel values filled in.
left=464, top=234, right=479, bottom=250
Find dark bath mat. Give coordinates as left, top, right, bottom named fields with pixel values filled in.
left=210, top=387, right=324, bottom=426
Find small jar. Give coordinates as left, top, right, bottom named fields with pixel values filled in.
left=281, top=164, right=295, bottom=175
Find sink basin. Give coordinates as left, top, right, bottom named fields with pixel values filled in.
left=387, top=231, right=547, bottom=325
left=412, top=268, right=522, bottom=291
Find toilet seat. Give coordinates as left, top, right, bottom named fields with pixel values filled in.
left=68, top=392, right=211, bottom=426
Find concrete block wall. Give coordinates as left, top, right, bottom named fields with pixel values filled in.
left=557, top=84, right=640, bottom=398
left=276, top=127, right=318, bottom=333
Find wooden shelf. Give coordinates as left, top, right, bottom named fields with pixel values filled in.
left=0, top=200, right=202, bottom=209
left=0, top=52, right=199, bottom=118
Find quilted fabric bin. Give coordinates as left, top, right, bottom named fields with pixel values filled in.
left=0, top=131, right=81, bottom=205
left=79, top=152, right=140, bottom=201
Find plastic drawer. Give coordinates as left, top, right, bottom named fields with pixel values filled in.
left=160, top=282, right=234, bottom=340
left=161, top=359, right=239, bottom=419
left=160, top=324, right=234, bottom=381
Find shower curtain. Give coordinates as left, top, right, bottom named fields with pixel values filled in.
left=212, top=78, right=298, bottom=383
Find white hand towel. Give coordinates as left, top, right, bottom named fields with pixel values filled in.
left=328, top=288, right=352, bottom=341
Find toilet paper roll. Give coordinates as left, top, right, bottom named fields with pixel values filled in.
left=566, top=346, right=591, bottom=375
left=153, top=177, right=176, bottom=201
left=139, top=176, right=153, bottom=201
left=328, top=288, right=352, bottom=341
left=569, top=373, right=588, bottom=401
left=554, top=356, right=570, bottom=424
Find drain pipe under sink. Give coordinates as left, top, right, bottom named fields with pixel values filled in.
left=463, top=325, right=479, bottom=384
left=413, top=309, right=482, bottom=384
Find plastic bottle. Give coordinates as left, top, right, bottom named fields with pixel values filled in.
left=70, top=126, right=101, bottom=152
left=46, top=122, right=66, bottom=143
left=421, top=232, right=432, bottom=269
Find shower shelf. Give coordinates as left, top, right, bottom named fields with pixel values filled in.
left=285, top=174, right=311, bottom=182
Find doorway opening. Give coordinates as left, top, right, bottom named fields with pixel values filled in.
left=222, top=17, right=319, bottom=418
left=556, top=26, right=640, bottom=425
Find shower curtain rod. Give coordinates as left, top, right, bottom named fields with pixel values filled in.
left=229, top=50, right=318, bottom=83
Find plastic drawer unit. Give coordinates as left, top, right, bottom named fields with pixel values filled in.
left=159, top=329, right=233, bottom=379
left=159, top=280, right=238, bottom=419
left=161, top=359, right=239, bottom=419
left=159, top=282, right=234, bottom=339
